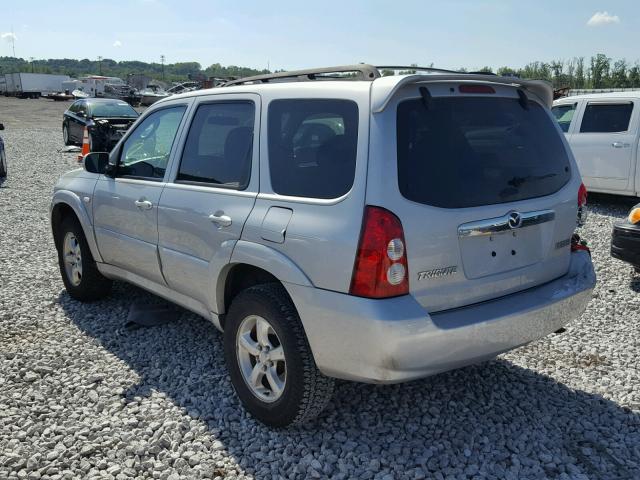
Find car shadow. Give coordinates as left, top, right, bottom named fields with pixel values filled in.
left=57, top=283, right=640, bottom=479
left=587, top=192, right=637, bottom=217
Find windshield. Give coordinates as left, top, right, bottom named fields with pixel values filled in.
left=397, top=96, right=571, bottom=208
left=89, top=101, right=138, bottom=118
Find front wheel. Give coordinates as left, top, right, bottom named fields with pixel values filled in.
left=0, top=148, right=6, bottom=178
left=62, top=123, right=72, bottom=145
left=56, top=216, right=112, bottom=301
left=223, top=284, right=335, bottom=427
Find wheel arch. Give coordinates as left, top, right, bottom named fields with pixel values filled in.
left=216, top=240, right=313, bottom=327
left=51, top=192, right=103, bottom=263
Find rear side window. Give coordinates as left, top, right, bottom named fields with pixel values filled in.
left=580, top=103, right=633, bottom=133
left=551, top=103, right=576, bottom=132
left=268, top=99, right=358, bottom=199
left=397, top=96, right=571, bottom=208
left=177, top=102, right=254, bottom=189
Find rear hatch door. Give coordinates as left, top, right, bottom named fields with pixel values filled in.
left=368, top=80, right=580, bottom=312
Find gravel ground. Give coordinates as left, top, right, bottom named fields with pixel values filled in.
left=0, top=96, right=639, bottom=480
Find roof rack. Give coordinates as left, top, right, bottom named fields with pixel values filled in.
left=222, top=64, right=499, bottom=87
left=222, top=64, right=380, bottom=86
left=377, top=66, right=496, bottom=76
left=376, top=65, right=459, bottom=74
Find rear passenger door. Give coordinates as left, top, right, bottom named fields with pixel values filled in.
left=571, top=100, right=637, bottom=192
left=157, top=95, right=260, bottom=310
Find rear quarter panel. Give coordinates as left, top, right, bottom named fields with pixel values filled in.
left=240, top=83, right=371, bottom=293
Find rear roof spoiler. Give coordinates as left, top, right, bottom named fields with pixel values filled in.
left=371, top=74, right=553, bottom=113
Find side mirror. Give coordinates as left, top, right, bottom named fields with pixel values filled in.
left=77, top=110, right=86, bottom=117
left=0, top=123, right=4, bottom=131
left=83, top=152, right=110, bottom=174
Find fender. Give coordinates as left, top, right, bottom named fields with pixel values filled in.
left=51, top=190, right=103, bottom=263
left=216, top=240, right=313, bottom=313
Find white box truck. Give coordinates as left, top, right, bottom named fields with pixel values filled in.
left=8, top=73, right=70, bottom=98
left=4, top=74, right=16, bottom=96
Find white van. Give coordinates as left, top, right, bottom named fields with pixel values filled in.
left=553, top=92, right=640, bottom=196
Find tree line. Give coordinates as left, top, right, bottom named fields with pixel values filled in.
left=0, top=57, right=268, bottom=83
left=494, top=54, right=640, bottom=89
left=1, top=54, right=639, bottom=89
left=381, top=54, right=640, bottom=90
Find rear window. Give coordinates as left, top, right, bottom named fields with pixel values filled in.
left=580, top=102, right=633, bottom=133
left=177, top=102, right=254, bottom=189
left=268, top=99, right=358, bottom=199
left=397, top=96, right=571, bottom=208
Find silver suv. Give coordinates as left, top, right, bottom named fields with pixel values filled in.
left=51, top=65, right=596, bottom=427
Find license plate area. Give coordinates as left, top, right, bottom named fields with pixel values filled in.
left=459, top=227, right=543, bottom=279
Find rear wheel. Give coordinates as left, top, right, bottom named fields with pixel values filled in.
left=223, top=283, right=335, bottom=427
left=56, top=216, right=112, bottom=301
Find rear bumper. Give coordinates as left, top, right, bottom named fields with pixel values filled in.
left=611, top=223, right=640, bottom=268
left=286, top=251, right=596, bottom=383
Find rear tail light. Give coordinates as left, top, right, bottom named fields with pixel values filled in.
left=459, top=84, right=495, bottom=94
left=577, top=182, right=588, bottom=226
left=350, top=206, right=409, bottom=298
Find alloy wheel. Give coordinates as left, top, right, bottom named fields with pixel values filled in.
left=236, top=315, right=287, bottom=402
left=62, top=232, right=83, bottom=287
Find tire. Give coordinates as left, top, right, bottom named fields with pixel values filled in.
left=62, top=123, right=72, bottom=146
left=56, top=216, right=112, bottom=301
left=224, top=283, right=335, bottom=427
left=0, top=148, right=6, bottom=178
left=88, top=132, right=100, bottom=152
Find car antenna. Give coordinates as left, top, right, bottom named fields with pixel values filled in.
left=419, top=86, right=432, bottom=110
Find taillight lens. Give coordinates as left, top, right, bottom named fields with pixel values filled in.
left=577, top=182, right=588, bottom=226
left=350, top=206, right=409, bottom=298
left=628, top=207, right=640, bottom=224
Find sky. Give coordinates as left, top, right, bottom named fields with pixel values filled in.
left=0, top=0, right=638, bottom=71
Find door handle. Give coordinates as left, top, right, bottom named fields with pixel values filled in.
left=209, top=212, right=232, bottom=227
left=612, top=142, right=628, bottom=148
left=134, top=199, right=153, bottom=210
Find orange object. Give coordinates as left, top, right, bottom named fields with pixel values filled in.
left=77, top=127, right=90, bottom=162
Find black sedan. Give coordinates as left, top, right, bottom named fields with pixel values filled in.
left=611, top=204, right=640, bottom=271
left=0, top=122, right=6, bottom=179
left=63, top=98, right=139, bottom=152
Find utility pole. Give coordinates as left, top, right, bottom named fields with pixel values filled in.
left=97, top=56, right=103, bottom=75
left=160, top=55, right=165, bottom=81
left=10, top=26, right=16, bottom=57
left=29, top=57, right=34, bottom=73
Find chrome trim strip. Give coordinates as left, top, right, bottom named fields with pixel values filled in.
left=458, top=209, right=555, bottom=237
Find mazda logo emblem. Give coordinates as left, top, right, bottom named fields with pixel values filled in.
left=508, top=212, right=523, bottom=229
